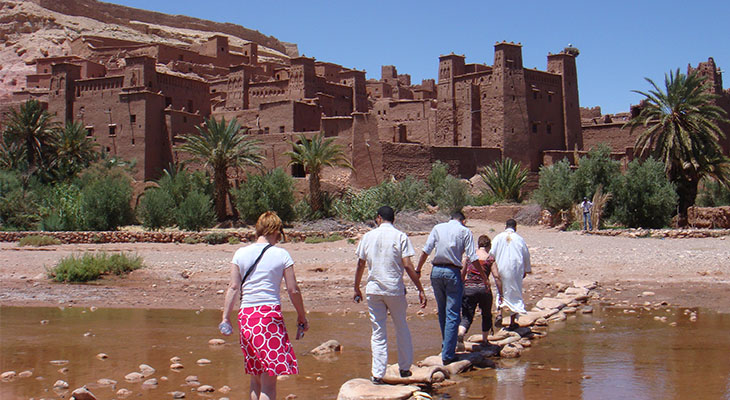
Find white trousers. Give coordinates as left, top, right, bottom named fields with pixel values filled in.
left=367, top=294, right=413, bottom=379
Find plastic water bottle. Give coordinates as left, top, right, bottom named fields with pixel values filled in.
left=219, top=321, right=232, bottom=336
left=295, top=323, right=305, bottom=340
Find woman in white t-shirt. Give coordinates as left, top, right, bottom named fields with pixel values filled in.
left=220, top=211, right=308, bottom=400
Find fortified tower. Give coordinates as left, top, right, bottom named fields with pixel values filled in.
left=289, top=57, right=316, bottom=100
left=547, top=46, right=582, bottom=151
left=124, top=56, right=156, bottom=90
left=436, top=53, right=465, bottom=145
left=48, top=63, right=81, bottom=123
left=481, top=42, right=531, bottom=168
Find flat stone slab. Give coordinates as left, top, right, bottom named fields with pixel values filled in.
left=336, top=378, right=419, bottom=400
left=383, top=364, right=448, bottom=385
left=572, top=280, right=597, bottom=289
left=536, top=297, right=568, bottom=310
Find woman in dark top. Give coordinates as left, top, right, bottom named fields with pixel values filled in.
left=458, top=234, right=500, bottom=344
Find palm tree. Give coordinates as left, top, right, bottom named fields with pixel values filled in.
left=3, top=99, right=58, bottom=173
left=286, top=133, right=352, bottom=212
left=624, top=69, right=730, bottom=224
left=50, top=121, right=99, bottom=181
left=176, top=116, right=262, bottom=221
left=479, top=158, right=529, bottom=202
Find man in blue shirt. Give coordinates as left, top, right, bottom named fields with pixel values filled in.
left=416, top=211, right=485, bottom=365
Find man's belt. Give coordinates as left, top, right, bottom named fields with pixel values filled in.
left=433, top=263, right=461, bottom=269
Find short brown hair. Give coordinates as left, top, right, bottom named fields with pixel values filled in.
left=255, top=211, right=283, bottom=237
left=478, top=234, right=491, bottom=249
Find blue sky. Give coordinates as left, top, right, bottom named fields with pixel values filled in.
left=108, top=0, right=729, bottom=114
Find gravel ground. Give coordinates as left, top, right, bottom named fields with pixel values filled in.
left=1, top=220, right=729, bottom=313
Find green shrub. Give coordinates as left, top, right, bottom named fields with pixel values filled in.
left=479, top=158, right=529, bottom=202
left=532, top=159, right=575, bottom=213
left=138, top=188, right=176, bottom=230
left=697, top=177, right=730, bottom=207
left=572, top=145, right=621, bottom=199
left=48, top=252, right=144, bottom=282
left=612, top=158, right=678, bottom=228
left=203, top=232, right=229, bottom=244
left=295, top=192, right=336, bottom=221
left=80, top=172, right=133, bottom=231
left=39, top=183, right=85, bottom=231
left=233, top=168, right=295, bottom=224
left=332, top=187, right=379, bottom=222
left=427, top=161, right=449, bottom=206
left=18, top=234, right=61, bottom=247
left=228, top=236, right=241, bottom=245
left=183, top=235, right=202, bottom=244
left=434, top=175, right=469, bottom=214
left=158, top=167, right=212, bottom=206
left=0, top=170, right=40, bottom=230
left=469, top=191, right=497, bottom=206
left=304, top=233, right=344, bottom=244
left=176, top=191, right=215, bottom=231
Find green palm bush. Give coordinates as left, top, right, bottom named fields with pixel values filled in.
left=479, top=158, right=529, bottom=202
left=624, top=69, right=730, bottom=223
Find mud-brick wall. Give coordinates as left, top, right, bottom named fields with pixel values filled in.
left=380, top=142, right=502, bottom=180
left=581, top=123, right=637, bottom=153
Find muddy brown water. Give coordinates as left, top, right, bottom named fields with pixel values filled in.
left=1, top=306, right=729, bottom=400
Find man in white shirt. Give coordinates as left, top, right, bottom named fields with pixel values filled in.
left=354, top=206, right=427, bottom=384
left=490, top=219, right=531, bottom=329
left=580, top=197, right=593, bottom=231
left=415, top=211, right=484, bottom=365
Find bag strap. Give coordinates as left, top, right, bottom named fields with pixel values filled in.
left=240, top=243, right=274, bottom=293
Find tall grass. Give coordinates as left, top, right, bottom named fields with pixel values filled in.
left=18, top=234, right=61, bottom=247
left=479, top=158, right=529, bottom=202
left=48, top=252, right=144, bottom=282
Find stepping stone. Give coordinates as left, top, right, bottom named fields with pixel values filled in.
left=336, top=378, right=419, bottom=400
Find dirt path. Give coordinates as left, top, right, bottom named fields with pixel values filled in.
left=1, top=220, right=729, bottom=314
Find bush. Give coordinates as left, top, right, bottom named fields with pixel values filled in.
left=228, top=236, right=241, bottom=245
left=612, top=158, right=678, bottom=228
left=304, top=233, right=344, bottom=244
left=39, top=183, right=85, bottom=231
left=427, top=161, right=449, bottom=206
left=434, top=175, right=469, bottom=214
left=176, top=191, right=215, bottom=231
left=0, top=170, right=40, bottom=230
left=48, top=252, right=144, bottom=282
left=233, top=168, right=296, bottom=224
left=138, top=188, right=176, bottom=230
left=203, top=232, right=229, bottom=244
left=295, top=192, right=336, bottom=221
left=332, top=187, right=380, bottom=222
left=479, top=158, right=529, bottom=202
left=18, top=234, right=61, bottom=247
left=532, top=159, right=575, bottom=214
left=80, top=171, right=133, bottom=231
left=183, top=236, right=202, bottom=244
left=697, top=177, right=730, bottom=207
left=572, top=145, right=621, bottom=200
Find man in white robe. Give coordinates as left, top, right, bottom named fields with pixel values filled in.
left=489, top=218, right=531, bottom=328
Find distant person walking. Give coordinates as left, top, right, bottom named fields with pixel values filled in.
left=220, top=211, right=308, bottom=400
left=416, top=211, right=485, bottom=365
left=458, top=234, right=499, bottom=345
left=354, top=206, right=427, bottom=384
left=490, top=219, right=531, bottom=330
left=580, top=197, right=593, bottom=231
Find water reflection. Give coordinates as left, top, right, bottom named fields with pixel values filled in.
left=1, top=306, right=729, bottom=400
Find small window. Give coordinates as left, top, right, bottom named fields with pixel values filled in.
left=165, top=97, right=172, bottom=107
left=187, top=100, right=193, bottom=111
left=85, top=126, right=94, bottom=137
left=108, top=124, right=117, bottom=136
left=547, top=124, right=552, bottom=134
left=548, top=94, right=552, bottom=103
left=533, top=92, right=538, bottom=100
left=130, top=114, right=136, bottom=123
left=264, top=127, right=270, bottom=134
left=183, top=116, right=187, bottom=123
left=279, top=126, right=285, bottom=133
left=531, top=123, right=537, bottom=133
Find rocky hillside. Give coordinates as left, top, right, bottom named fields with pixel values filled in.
left=0, top=0, right=297, bottom=99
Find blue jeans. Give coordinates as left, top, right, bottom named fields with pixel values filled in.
left=430, top=266, right=463, bottom=363
left=583, top=212, right=592, bottom=230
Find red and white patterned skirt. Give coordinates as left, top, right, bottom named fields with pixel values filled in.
left=238, top=304, right=299, bottom=376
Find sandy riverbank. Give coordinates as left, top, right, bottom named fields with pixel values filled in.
left=1, top=220, right=729, bottom=314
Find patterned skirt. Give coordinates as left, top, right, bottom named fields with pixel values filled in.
left=238, top=304, right=299, bottom=376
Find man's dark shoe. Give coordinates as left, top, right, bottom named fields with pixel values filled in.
left=371, top=376, right=384, bottom=385
left=442, top=357, right=458, bottom=366
left=399, top=369, right=412, bottom=378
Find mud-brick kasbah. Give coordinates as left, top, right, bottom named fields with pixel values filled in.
left=2, top=4, right=729, bottom=194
